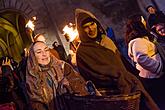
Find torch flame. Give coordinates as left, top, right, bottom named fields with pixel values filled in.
left=26, top=17, right=36, bottom=31
left=63, top=23, right=78, bottom=42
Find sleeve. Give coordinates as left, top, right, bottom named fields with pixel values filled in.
left=132, top=39, right=161, bottom=73
left=26, top=72, right=47, bottom=103
left=63, top=63, right=89, bottom=96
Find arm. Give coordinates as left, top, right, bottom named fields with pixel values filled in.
left=132, top=39, right=161, bottom=73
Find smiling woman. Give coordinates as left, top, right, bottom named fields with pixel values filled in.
left=33, top=41, right=50, bottom=65
left=26, top=41, right=89, bottom=110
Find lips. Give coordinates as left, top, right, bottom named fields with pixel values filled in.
left=42, top=58, right=48, bottom=61
left=89, top=30, right=95, bottom=35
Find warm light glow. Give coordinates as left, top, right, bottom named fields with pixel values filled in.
left=63, top=23, right=78, bottom=42
left=32, top=16, right=37, bottom=21
left=141, top=16, right=146, bottom=28
left=26, top=20, right=35, bottom=31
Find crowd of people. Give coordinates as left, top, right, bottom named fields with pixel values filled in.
left=0, top=5, right=165, bottom=110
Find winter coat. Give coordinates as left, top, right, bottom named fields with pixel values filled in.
left=26, top=45, right=89, bottom=110
left=128, top=37, right=162, bottom=78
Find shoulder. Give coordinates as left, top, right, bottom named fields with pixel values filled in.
left=101, top=35, right=117, bottom=52
left=128, top=37, right=152, bottom=51
left=129, top=38, right=144, bottom=46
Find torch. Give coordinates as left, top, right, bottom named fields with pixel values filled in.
left=25, top=16, right=36, bottom=42
left=62, top=23, right=80, bottom=65
left=62, top=23, right=79, bottom=52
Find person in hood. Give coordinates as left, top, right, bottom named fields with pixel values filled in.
left=26, top=41, right=89, bottom=110
left=75, top=8, right=159, bottom=110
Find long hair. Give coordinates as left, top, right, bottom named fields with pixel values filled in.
left=125, top=14, right=150, bottom=44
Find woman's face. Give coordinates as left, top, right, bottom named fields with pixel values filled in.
left=33, top=42, right=50, bottom=65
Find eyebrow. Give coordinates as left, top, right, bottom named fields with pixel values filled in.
left=83, top=22, right=94, bottom=27
left=34, top=46, right=49, bottom=52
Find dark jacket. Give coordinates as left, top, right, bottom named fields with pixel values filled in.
left=148, top=11, right=165, bottom=28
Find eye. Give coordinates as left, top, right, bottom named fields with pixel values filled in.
left=36, top=51, right=41, bottom=54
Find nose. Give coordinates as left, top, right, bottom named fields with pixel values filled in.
left=42, top=51, right=47, bottom=56
left=88, top=25, right=93, bottom=31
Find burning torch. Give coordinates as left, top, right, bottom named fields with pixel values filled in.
left=25, top=16, right=36, bottom=42
left=62, top=23, right=79, bottom=52
left=63, top=23, right=80, bottom=65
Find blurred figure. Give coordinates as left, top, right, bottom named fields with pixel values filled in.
left=146, top=5, right=165, bottom=29
left=52, top=41, right=68, bottom=61
left=151, top=23, right=165, bottom=49
left=26, top=41, right=89, bottom=110
left=0, top=57, right=25, bottom=110
left=154, top=23, right=165, bottom=37
left=126, top=14, right=162, bottom=78
left=0, top=57, right=15, bottom=104
left=34, top=34, right=46, bottom=43
left=125, top=14, right=164, bottom=109
left=75, top=8, right=159, bottom=110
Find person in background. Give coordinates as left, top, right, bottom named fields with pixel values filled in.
left=155, top=23, right=165, bottom=37
left=0, top=57, right=25, bottom=110
left=75, top=8, right=159, bottom=110
left=26, top=41, right=90, bottom=110
left=52, top=41, right=68, bottom=61
left=34, top=34, right=60, bottom=59
left=0, top=57, right=15, bottom=104
left=146, top=5, right=165, bottom=29
left=151, top=23, right=165, bottom=50
left=125, top=14, right=164, bottom=109
left=34, top=34, right=46, bottom=43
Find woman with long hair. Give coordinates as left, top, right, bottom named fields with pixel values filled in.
left=125, top=14, right=164, bottom=109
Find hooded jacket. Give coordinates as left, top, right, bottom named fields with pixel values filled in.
left=26, top=42, right=89, bottom=110
left=75, top=8, right=159, bottom=110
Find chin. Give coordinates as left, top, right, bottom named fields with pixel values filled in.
left=39, top=61, right=50, bottom=65
left=43, top=63, right=49, bottom=65
left=88, top=35, right=97, bottom=38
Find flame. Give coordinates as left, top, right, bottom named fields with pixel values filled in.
left=26, top=16, right=36, bottom=31
left=26, top=20, right=35, bottom=31
left=63, top=23, right=78, bottom=42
